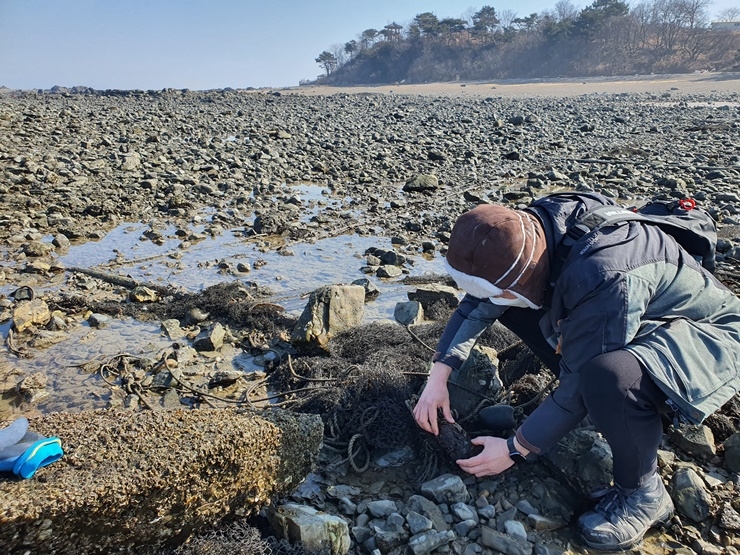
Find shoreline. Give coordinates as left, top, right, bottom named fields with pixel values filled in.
left=283, top=71, right=740, bottom=98
left=1, top=74, right=740, bottom=555
left=3, top=72, right=740, bottom=100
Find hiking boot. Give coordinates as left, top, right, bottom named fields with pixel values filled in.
left=578, top=471, right=674, bottom=551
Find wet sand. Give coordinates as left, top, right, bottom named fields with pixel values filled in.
left=282, top=71, right=740, bottom=98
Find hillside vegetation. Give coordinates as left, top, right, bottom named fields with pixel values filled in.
left=313, top=1, right=740, bottom=84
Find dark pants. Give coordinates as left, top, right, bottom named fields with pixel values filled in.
left=499, top=307, right=667, bottom=489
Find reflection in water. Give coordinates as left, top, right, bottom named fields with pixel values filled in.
left=287, top=183, right=329, bottom=202
left=1, top=222, right=448, bottom=419
left=59, top=224, right=446, bottom=318
left=1, top=319, right=173, bottom=420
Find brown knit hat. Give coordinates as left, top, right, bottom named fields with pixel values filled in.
left=444, top=204, right=550, bottom=308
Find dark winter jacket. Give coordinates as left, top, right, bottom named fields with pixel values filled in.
left=434, top=192, right=740, bottom=455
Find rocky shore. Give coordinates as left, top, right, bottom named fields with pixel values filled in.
left=1, top=76, right=739, bottom=249
left=1, top=76, right=740, bottom=554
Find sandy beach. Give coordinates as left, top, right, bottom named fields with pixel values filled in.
left=285, top=71, right=740, bottom=98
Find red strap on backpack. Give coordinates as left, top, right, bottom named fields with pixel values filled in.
left=678, top=198, right=696, bottom=211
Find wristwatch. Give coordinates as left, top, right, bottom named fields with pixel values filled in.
left=507, top=436, right=528, bottom=464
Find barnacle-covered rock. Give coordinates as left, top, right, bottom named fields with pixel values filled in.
left=0, top=407, right=322, bottom=554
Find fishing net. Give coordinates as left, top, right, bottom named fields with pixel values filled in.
left=268, top=322, right=434, bottom=456
left=173, top=520, right=322, bottom=555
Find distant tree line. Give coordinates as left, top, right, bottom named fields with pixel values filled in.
left=313, top=2, right=740, bottom=83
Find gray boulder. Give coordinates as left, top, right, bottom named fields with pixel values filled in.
left=408, top=529, right=455, bottom=555
left=449, top=346, right=502, bottom=420
left=670, top=466, right=712, bottom=523
left=269, top=503, right=350, bottom=555
left=291, top=285, right=365, bottom=351
left=403, top=174, right=439, bottom=192
left=420, top=473, right=470, bottom=504
left=669, top=424, right=716, bottom=456
left=480, top=526, right=533, bottom=555
left=722, top=432, right=740, bottom=472
left=193, top=322, right=226, bottom=351
left=394, top=301, right=424, bottom=326
left=407, top=284, right=460, bottom=311
left=407, top=494, right=449, bottom=532
left=544, top=429, right=613, bottom=499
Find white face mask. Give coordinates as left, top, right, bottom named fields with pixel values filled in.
left=488, top=292, right=532, bottom=308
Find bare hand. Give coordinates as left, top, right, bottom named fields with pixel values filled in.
left=413, top=363, right=454, bottom=435
left=456, top=436, right=514, bottom=477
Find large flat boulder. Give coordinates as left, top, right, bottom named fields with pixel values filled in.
left=291, top=285, right=365, bottom=351
left=0, top=407, right=323, bottom=554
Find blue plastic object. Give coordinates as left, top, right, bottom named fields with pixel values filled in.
left=13, top=437, right=64, bottom=479
left=0, top=418, right=64, bottom=479
left=0, top=417, right=29, bottom=450
left=0, top=432, right=44, bottom=472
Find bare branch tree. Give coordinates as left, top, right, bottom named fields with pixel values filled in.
left=500, top=9, right=519, bottom=29
left=717, top=7, right=740, bottom=20
left=555, top=0, right=581, bottom=21
left=329, top=43, right=347, bottom=66
left=462, top=6, right=478, bottom=27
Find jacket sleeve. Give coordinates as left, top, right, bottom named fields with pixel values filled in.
left=433, top=294, right=508, bottom=371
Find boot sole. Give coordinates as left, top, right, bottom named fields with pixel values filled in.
left=578, top=508, right=674, bottom=552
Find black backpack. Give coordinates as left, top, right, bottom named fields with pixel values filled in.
left=559, top=197, right=717, bottom=273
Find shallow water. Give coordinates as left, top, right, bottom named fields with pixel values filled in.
left=57, top=222, right=445, bottom=318
left=1, top=219, right=447, bottom=419
left=2, top=318, right=174, bottom=417
left=646, top=100, right=740, bottom=108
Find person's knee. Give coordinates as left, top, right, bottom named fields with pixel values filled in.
left=580, top=351, right=639, bottom=403
left=581, top=355, right=616, bottom=400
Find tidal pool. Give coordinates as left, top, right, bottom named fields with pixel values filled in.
left=58, top=222, right=446, bottom=319
left=1, top=221, right=448, bottom=419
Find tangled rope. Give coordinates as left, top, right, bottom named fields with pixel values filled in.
left=348, top=434, right=370, bottom=473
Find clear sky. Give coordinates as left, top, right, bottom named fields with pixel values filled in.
left=0, top=0, right=737, bottom=91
